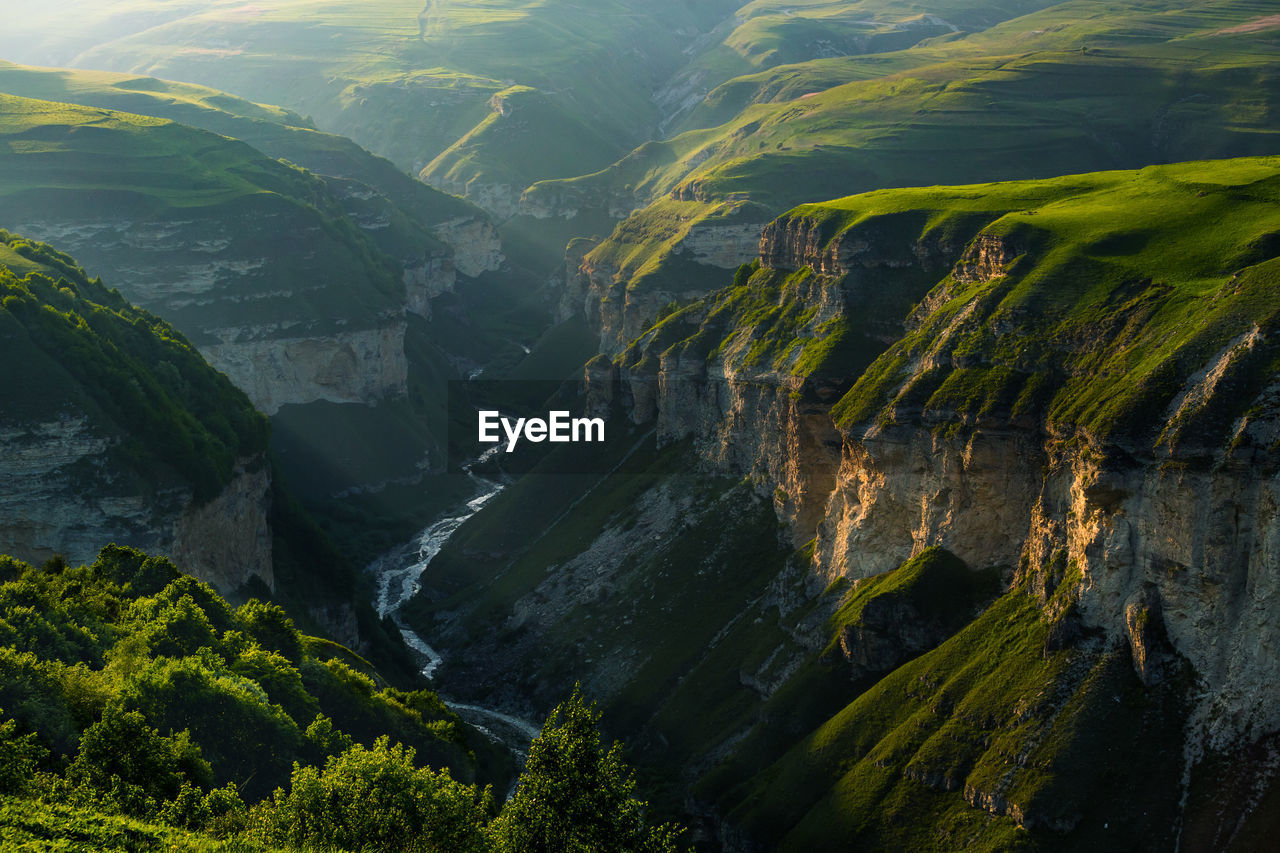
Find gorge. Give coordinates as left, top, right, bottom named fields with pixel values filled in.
left=1, top=1, right=1280, bottom=851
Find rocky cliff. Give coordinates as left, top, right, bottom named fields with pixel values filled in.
left=572, top=201, right=775, bottom=354
left=0, top=232, right=273, bottom=593
left=591, top=158, right=1280, bottom=833
left=0, top=416, right=273, bottom=594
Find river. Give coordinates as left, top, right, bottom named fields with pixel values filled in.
left=368, top=454, right=542, bottom=755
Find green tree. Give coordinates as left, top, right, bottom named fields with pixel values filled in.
left=235, top=600, right=304, bottom=663
left=231, top=646, right=318, bottom=725
left=120, top=655, right=301, bottom=798
left=66, top=706, right=211, bottom=816
left=248, top=736, right=492, bottom=853
left=0, top=710, right=46, bottom=795
left=490, top=686, right=683, bottom=853
left=131, top=594, right=217, bottom=659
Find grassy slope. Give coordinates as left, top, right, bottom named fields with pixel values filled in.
left=541, top=0, right=1280, bottom=328
left=0, top=542, right=499, bottom=849
left=819, top=156, right=1280, bottom=450
left=0, top=795, right=287, bottom=852
left=0, top=60, right=483, bottom=231
left=404, top=155, right=1280, bottom=844
left=733, top=581, right=1190, bottom=852
left=655, top=0, right=1061, bottom=130
left=0, top=91, right=403, bottom=337
left=15, top=0, right=740, bottom=183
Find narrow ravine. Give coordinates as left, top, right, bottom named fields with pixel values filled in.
left=368, top=453, right=541, bottom=755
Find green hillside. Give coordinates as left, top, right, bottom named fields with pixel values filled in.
left=0, top=544, right=681, bottom=852
left=0, top=60, right=485, bottom=247
left=0, top=91, right=404, bottom=337
left=533, top=0, right=1280, bottom=341
left=4, top=0, right=740, bottom=185
left=820, top=156, right=1280, bottom=451
left=0, top=229, right=266, bottom=502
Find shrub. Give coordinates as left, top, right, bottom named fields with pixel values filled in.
left=0, top=710, right=46, bottom=795
left=66, top=706, right=211, bottom=816
left=120, top=655, right=300, bottom=798
left=248, top=737, right=492, bottom=853
left=235, top=600, right=304, bottom=664
left=230, top=647, right=318, bottom=725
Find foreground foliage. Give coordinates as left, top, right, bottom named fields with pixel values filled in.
left=0, top=547, right=681, bottom=852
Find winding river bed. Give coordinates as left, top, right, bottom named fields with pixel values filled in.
left=368, top=458, right=541, bottom=755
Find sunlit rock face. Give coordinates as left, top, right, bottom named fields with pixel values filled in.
left=595, top=196, right=1280, bottom=759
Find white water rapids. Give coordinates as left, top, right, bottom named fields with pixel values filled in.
left=369, top=454, right=542, bottom=753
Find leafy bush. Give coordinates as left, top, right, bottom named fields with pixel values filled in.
left=129, top=594, right=219, bottom=659
left=248, top=737, right=492, bottom=853
left=235, top=600, right=304, bottom=664
left=0, top=646, right=77, bottom=754
left=230, top=647, right=319, bottom=725
left=0, top=710, right=46, bottom=795
left=0, top=547, right=684, bottom=851
left=66, top=706, right=211, bottom=816
left=120, top=655, right=301, bottom=798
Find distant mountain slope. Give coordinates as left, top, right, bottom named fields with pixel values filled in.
left=545, top=0, right=1280, bottom=352
left=0, top=91, right=414, bottom=415
left=0, top=61, right=501, bottom=279
left=0, top=229, right=270, bottom=591
left=0, top=0, right=741, bottom=203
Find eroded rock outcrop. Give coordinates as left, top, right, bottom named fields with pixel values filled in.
left=0, top=415, right=272, bottom=593
left=431, top=216, right=504, bottom=276
left=607, top=178, right=1280, bottom=762
left=203, top=319, right=408, bottom=416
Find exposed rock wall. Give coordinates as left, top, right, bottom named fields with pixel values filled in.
left=14, top=210, right=409, bottom=414
left=431, top=216, right=504, bottom=277
left=203, top=319, right=408, bottom=416
left=171, top=459, right=274, bottom=594
left=813, top=427, right=1043, bottom=584
left=582, top=254, right=716, bottom=355
left=0, top=415, right=158, bottom=566
left=670, top=221, right=765, bottom=269
left=404, top=256, right=456, bottom=318
left=14, top=196, right=499, bottom=417
left=0, top=413, right=272, bottom=593
left=610, top=206, right=1280, bottom=756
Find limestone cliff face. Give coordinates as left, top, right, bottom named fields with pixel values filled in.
left=811, top=414, right=1280, bottom=753
left=556, top=238, right=602, bottom=324
left=674, top=220, right=767, bottom=269
left=427, top=178, right=525, bottom=223
left=578, top=218, right=770, bottom=355
left=812, top=427, right=1043, bottom=583
left=171, top=459, right=274, bottom=593
left=203, top=318, right=408, bottom=416
left=14, top=209, right=410, bottom=415
left=603, top=210, right=959, bottom=536
left=430, top=216, right=504, bottom=277
left=519, top=180, right=638, bottom=222
left=609, top=207, right=1280, bottom=758
left=404, top=257, right=456, bottom=318
left=11, top=179, right=500, bottom=416
left=623, top=357, right=843, bottom=542
left=0, top=413, right=271, bottom=593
